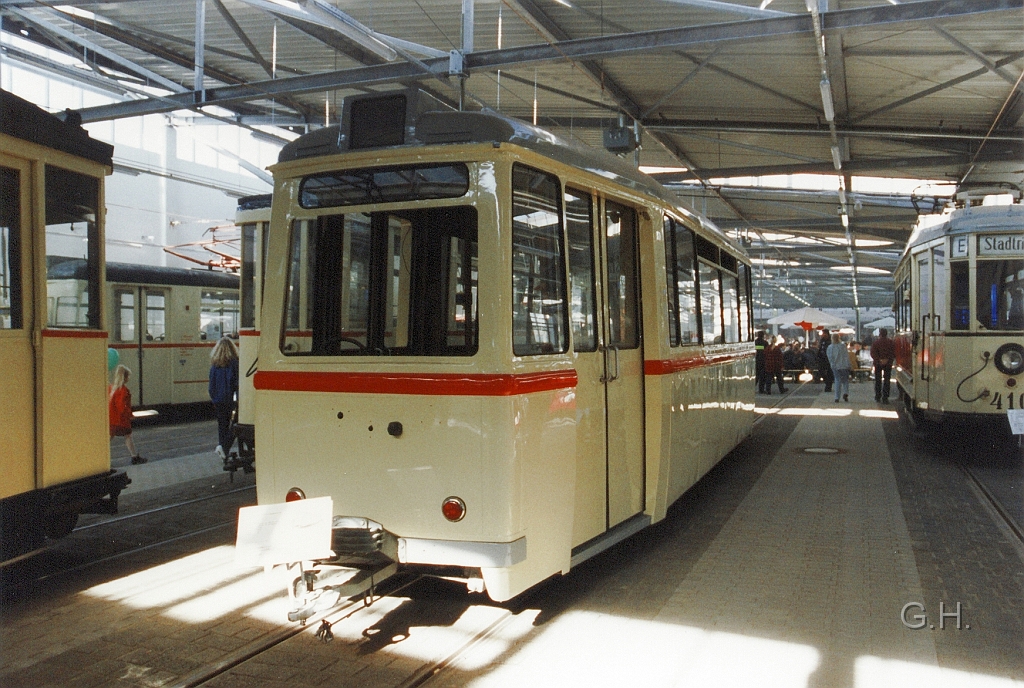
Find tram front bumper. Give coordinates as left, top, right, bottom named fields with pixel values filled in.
left=330, top=516, right=527, bottom=568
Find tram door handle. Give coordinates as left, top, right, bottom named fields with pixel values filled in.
left=920, top=315, right=931, bottom=382
left=600, top=345, right=620, bottom=383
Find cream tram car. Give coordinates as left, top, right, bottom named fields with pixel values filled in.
left=254, top=90, right=755, bottom=603
left=0, top=89, right=128, bottom=561
left=49, top=261, right=240, bottom=410
left=893, top=198, right=1024, bottom=426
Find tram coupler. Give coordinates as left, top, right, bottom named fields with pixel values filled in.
left=286, top=561, right=398, bottom=623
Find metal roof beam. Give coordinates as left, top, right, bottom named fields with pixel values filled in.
left=236, top=0, right=396, bottom=63
left=853, top=51, right=1024, bottom=123
left=5, top=6, right=185, bottom=93
left=212, top=0, right=274, bottom=78
left=69, top=0, right=1023, bottom=122
left=658, top=0, right=792, bottom=18
left=654, top=146, right=1022, bottom=180
left=558, top=116, right=1024, bottom=142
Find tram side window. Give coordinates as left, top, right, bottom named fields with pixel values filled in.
left=664, top=219, right=699, bottom=346
left=605, top=201, right=640, bottom=350
left=699, top=262, right=723, bottom=345
left=146, top=292, right=166, bottom=341
left=976, top=260, right=1024, bottom=331
left=950, top=262, right=970, bottom=330
left=201, top=290, right=240, bottom=340
left=240, top=223, right=256, bottom=329
left=723, top=272, right=740, bottom=344
left=114, top=290, right=136, bottom=342
left=738, top=263, right=752, bottom=341
left=283, top=207, right=478, bottom=356
left=0, top=166, right=22, bottom=329
left=512, top=165, right=568, bottom=356
left=566, top=188, right=597, bottom=352
left=45, top=166, right=100, bottom=329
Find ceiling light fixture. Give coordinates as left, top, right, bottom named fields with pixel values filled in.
left=820, top=79, right=835, bottom=122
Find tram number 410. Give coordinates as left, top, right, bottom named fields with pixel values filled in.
left=989, top=391, right=1024, bottom=410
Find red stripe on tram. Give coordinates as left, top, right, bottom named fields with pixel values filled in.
left=41, top=329, right=108, bottom=339
left=644, top=350, right=753, bottom=376
left=254, top=370, right=578, bottom=396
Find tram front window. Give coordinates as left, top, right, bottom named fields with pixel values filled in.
left=44, top=166, right=101, bottom=329
left=977, top=259, right=1024, bottom=331
left=283, top=206, right=478, bottom=356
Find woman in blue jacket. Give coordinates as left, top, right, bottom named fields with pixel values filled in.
left=209, top=337, right=239, bottom=460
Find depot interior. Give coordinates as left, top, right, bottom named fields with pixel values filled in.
left=2, top=0, right=1021, bottom=333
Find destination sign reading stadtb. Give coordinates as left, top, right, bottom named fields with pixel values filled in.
left=978, top=234, right=1024, bottom=256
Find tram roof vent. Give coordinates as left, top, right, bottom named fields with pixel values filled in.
left=279, top=89, right=453, bottom=163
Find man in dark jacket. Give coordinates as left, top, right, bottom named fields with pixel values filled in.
left=755, top=331, right=768, bottom=393
left=870, top=328, right=897, bottom=403
left=766, top=338, right=787, bottom=394
left=817, top=329, right=834, bottom=392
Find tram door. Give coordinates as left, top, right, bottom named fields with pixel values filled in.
left=112, top=287, right=168, bottom=405
left=113, top=288, right=142, bottom=403
left=916, top=247, right=945, bottom=406
left=566, top=189, right=645, bottom=546
left=0, top=157, right=34, bottom=500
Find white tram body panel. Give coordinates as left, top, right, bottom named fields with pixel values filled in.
left=893, top=202, right=1024, bottom=422
left=252, top=92, right=754, bottom=602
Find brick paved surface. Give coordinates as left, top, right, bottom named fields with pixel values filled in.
left=3, top=384, right=1022, bottom=687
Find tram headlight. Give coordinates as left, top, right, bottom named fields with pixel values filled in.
left=994, top=343, right=1024, bottom=376
left=441, top=496, right=466, bottom=522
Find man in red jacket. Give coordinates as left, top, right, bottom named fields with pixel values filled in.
left=870, top=328, right=896, bottom=403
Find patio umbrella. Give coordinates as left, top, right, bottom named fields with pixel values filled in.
left=766, top=307, right=847, bottom=344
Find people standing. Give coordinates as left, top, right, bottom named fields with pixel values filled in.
left=817, top=329, right=834, bottom=392
left=755, top=331, right=769, bottom=394
left=827, top=333, right=852, bottom=402
left=109, top=364, right=146, bottom=465
left=209, top=337, right=239, bottom=460
left=870, top=327, right=896, bottom=403
left=766, top=336, right=787, bottom=394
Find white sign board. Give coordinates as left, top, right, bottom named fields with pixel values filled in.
left=978, top=234, right=1024, bottom=257
left=1008, top=409, right=1024, bottom=436
left=235, top=496, right=334, bottom=567
left=951, top=235, right=969, bottom=258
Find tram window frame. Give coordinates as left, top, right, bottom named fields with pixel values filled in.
left=950, top=260, right=970, bottom=330
left=0, top=165, right=22, bottom=330
left=44, top=165, right=101, bottom=329
left=604, top=200, right=641, bottom=351
left=299, top=163, right=470, bottom=209
left=113, top=289, right=136, bottom=342
left=240, top=223, right=256, bottom=329
left=511, top=164, right=569, bottom=357
left=738, top=262, right=752, bottom=341
left=722, top=270, right=740, bottom=344
left=699, top=261, right=724, bottom=345
left=976, top=259, right=1024, bottom=331
left=201, top=289, right=239, bottom=340
left=565, top=187, right=597, bottom=353
left=282, top=205, right=479, bottom=357
left=663, top=218, right=700, bottom=347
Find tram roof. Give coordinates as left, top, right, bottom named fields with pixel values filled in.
left=0, top=89, right=112, bottom=168
left=279, top=107, right=745, bottom=259
left=49, top=259, right=239, bottom=290
left=904, top=203, right=1024, bottom=254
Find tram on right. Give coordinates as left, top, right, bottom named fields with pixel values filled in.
left=892, top=196, right=1024, bottom=430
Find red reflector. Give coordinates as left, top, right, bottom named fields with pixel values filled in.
left=441, top=497, right=466, bottom=522
left=285, top=488, right=305, bottom=502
